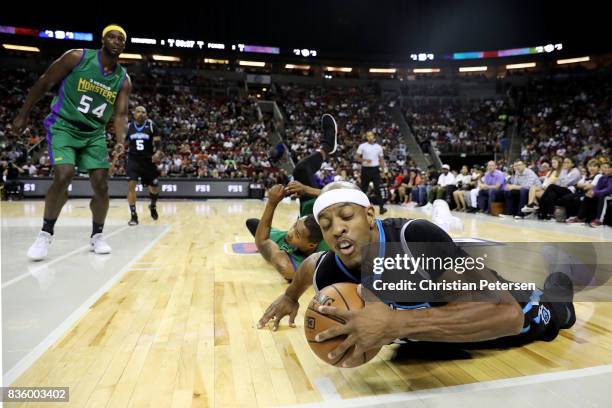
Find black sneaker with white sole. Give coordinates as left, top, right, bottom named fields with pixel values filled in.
left=150, top=205, right=159, bottom=220
left=129, top=215, right=139, bottom=226
left=542, top=272, right=576, bottom=330
left=321, top=113, right=338, bottom=154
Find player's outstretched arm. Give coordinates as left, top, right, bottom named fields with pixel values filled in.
left=13, top=49, right=84, bottom=134
left=258, top=240, right=295, bottom=280
left=389, top=219, right=524, bottom=342
left=257, top=251, right=322, bottom=331
left=113, top=75, right=132, bottom=147
left=285, top=181, right=321, bottom=198
left=254, top=185, right=294, bottom=278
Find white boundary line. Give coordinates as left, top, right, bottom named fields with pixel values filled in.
left=284, top=364, right=612, bottom=407
left=313, top=377, right=341, bottom=401
left=3, top=225, right=171, bottom=386
left=2, top=225, right=131, bottom=289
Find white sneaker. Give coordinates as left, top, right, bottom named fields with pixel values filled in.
left=27, top=231, right=54, bottom=261
left=521, top=205, right=538, bottom=213
left=90, top=233, right=112, bottom=254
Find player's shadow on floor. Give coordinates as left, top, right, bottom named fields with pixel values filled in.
left=391, top=342, right=474, bottom=362
left=390, top=337, right=532, bottom=363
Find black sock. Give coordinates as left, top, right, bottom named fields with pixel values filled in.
left=92, top=222, right=104, bottom=237
left=150, top=193, right=159, bottom=207
left=42, top=218, right=57, bottom=235
left=130, top=204, right=137, bottom=216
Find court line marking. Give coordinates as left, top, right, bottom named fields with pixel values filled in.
left=2, top=225, right=130, bottom=289
left=223, top=242, right=259, bottom=256
left=313, top=377, right=341, bottom=401
left=3, top=225, right=171, bottom=386
left=128, top=267, right=162, bottom=271
left=282, top=363, right=612, bottom=407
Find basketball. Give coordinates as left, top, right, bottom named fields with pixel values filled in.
left=304, top=282, right=381, bottom=367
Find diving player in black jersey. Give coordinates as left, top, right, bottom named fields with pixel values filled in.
left=258, top=182, right=576, bottom=366
left=126, top=106, right=160, bottom=225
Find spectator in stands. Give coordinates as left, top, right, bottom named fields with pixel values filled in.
left=565, top=162, right=611, bottom=227
left=452, top=165, right=472, bottom=211
left=465, top=166, right=484, bottom=213
left=411, top=168, right=428, bottom=206
left=537, top=162, right=551, bottom=178
left=417, top=165, right=439, bottom=207
left=564, top=160, right=604, bottom=224
left=522, top=157, right=562, bottom=214
left=390, top=168, right=409, bottom=205
left=504, top=160, right=541, bottom=218
left=537, top=157, right=582, bottom=220
left=477, top=161, right=506, bottom=213
left=427, top=164, right=456, bottom=204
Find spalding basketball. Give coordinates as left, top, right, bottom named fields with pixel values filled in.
left=304, top=282, right=381, bottom=367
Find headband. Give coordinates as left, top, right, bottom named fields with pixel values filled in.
left=313, top=189, right=371, bottom=223
left=102, top=24, right=127, bottom=40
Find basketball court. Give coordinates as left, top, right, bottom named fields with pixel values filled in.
left=2, top=198, right=611, bottom=407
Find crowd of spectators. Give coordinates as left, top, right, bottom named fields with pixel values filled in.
left=0, top=67, right=280, bottom=185
left=384, top=157, right=610, bottom=227
left=519, top=74, right=610, bottom=166
left=402, top=97, right=509, bottom=155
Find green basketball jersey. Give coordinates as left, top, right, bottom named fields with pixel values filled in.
left=269, top=228, right=330, bottom=271
left=299, top=197, right=316, bottom=217
left=45, top=49, right=127, bottom=137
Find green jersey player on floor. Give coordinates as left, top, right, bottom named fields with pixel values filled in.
left=13, top=24, right=132, bottom=261
left=245, top=114, right=338, bottom=282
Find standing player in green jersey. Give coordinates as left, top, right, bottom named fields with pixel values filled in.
left=13, top=24, right=132, bottom=261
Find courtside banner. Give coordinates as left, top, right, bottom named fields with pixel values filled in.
left=355, top=242, right=612, bottom=304
left=18, top=177, right=251, bottom=198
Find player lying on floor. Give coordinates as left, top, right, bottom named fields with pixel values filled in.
left=246, top=185, right=329, bottom=281
left=257, top=182, right=576, bottom=367
left=245, top=113, right=337, bottom=280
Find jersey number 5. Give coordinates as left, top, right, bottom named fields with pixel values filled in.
left=136, top=140, right=145, bottom=150
left=78, top=95, right=107, bottom=118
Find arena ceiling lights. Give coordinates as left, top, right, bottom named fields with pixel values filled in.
left=325, top=66, right=352, bottom=73
left=152, top=55, right=181, bottom=62
left=119, top=53, right=143, bottom=60
left=413, top=68, right=441, bottom=73
left=369, top=68, right=397, bottom=74
left=506, top=62, right=536, bottom=69
left=204, top=58, right=229, bottom=64
left=238, top=60, right=266, bottom=67
left=557, top=56, right=590, bottom=65
left=285, top=64, right=311, bottom=70
left=459, top=66, right=487, bottom=72
left=2, top=44, right=40, bottom=52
